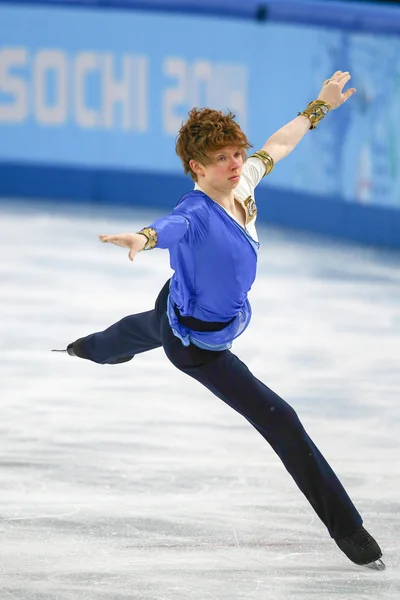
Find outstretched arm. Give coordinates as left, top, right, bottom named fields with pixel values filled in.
left=99, top=211, right=192, bottom=261
left=99, top=232, right=149, bottom=261
left=261, top=70, right=356, bottom=164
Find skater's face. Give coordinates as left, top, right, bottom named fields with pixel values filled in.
left=190, top=146, right=244, bottom=191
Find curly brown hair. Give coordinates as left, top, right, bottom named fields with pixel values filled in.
left=175, top=108, right=252, bottom=181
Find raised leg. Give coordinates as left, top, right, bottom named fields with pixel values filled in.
left=68, top=280, right=170, bottom=365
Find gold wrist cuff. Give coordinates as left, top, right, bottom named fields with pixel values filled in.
left=298, top=100, right=331, bottom=130
left=137, top=227, right=158, bottom=251
left=250, top=150, right=274, bottom=177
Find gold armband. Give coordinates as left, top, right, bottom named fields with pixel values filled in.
left=249, top=150, right=274, bottom=177
left=137, top=227, right=158, bottom=251
left=298, top=100, right=331, bottom=130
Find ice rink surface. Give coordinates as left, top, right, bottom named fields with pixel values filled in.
left=1, top=199, right=400, bottom=600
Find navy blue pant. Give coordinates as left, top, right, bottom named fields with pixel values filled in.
left=75, top=281, right=362, bottom=539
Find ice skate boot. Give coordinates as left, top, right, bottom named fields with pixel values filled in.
left=51, top=338, right=86, bottom=358
left=335, top=526, right=385, bottom=570
left=52, top=338, right=133, bottom=364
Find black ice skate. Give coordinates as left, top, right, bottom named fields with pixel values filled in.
left=52, top=338, right=133, bottom=363
left=51, top=338, right=86, bottom=358
left=335, top=526, right=385, bottom=570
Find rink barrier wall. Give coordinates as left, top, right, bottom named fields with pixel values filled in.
left=2, top=0, right=400, bottom=33
left=2, top=163, right=400, bottom=249
left=1, top=1, right=400, bottom=248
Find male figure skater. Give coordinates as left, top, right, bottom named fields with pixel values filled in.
left=58, top=71, right=385, bottom=569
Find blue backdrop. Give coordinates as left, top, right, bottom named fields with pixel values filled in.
left=1, top=1, right=400, bottom=247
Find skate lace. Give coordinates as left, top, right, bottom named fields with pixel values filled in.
left=351, top=529, right=373, bottom=548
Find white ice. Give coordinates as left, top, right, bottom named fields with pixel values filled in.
left=0, top=199, right=399, bottom=600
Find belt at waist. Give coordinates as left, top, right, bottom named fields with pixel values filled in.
left=173, top=304, right=236, bottom=332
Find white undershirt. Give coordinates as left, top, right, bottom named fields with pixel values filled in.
left=193, top=155, right=266, bottom=242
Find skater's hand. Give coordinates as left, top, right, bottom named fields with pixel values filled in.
left=99, top=232, right=147, bottom=261
left=317, top=70, right=356, bottom=109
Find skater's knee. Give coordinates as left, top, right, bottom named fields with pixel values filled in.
left=262, top=399, right=305, bottom=436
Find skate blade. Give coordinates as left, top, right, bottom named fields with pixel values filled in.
left=365, top=558, right=386, bottom=571
left=51, top=349, right=67, bottom=352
